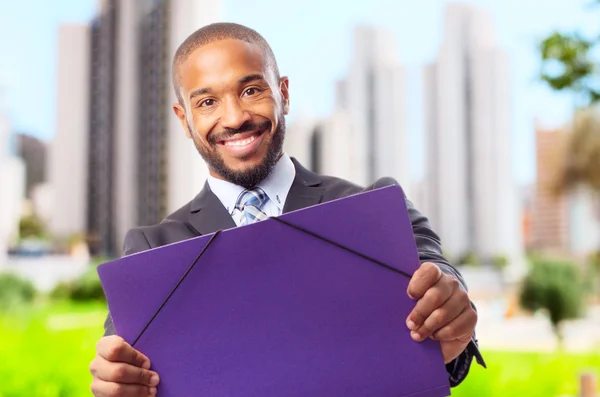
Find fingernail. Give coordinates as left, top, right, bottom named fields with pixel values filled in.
left=150, top=374, right=160, bottom=386
left=142, top=360, right=151, bottom=369
left=407, top=290, right=415, bottom=300
left=149, top=387, right=157, bottom=396
left=406, top=319, right=416, bottom=330
left=411, top=331, right=422, bottom=342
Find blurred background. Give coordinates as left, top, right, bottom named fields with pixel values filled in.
left=1, top=0, right=599, bottom=395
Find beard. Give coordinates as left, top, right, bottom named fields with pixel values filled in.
left=189, top=115, right=286, bottom=189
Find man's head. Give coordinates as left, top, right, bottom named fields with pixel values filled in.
left=172, top=23, right=289, bottom=189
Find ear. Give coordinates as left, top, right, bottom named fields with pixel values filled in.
left=173, top=103, right=192, bottom=139
left=279, top=76, right=290, bottom=115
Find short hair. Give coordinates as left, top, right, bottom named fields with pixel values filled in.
left=172, top=22, right=280, bottom=104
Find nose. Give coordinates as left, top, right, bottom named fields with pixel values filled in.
left=220, top=97, right=251, bottom=130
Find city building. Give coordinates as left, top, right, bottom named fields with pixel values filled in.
left=530, top=123, right=600, bottom=257
left=286, top=27, right=410, bottom=195
left=284, top=110, right=356, bottom=183
left=423, top=4, right=522, bottom=265
left=48, top=24, right=90, bottom=242
left=0, top=91, right=26, bottom=263
left=336, top=26, right=410, bottom=194
left=83, top=0, right=220, bottom=256
left=15, top=133, right=47, bottom=198
left=529, top=124, right=570, bottom=253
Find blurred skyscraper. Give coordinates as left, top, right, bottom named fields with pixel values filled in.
left=15, top=133, right=47, bottom=198
left=423, top=4, right=522, bottom=265
left=530, top=123, right=600, bottom=256
left=529, top=124, right=570, bottom=253
left=338, top=26, right=409, bottom=192
left=0, top=89, right=25, bottom=262
left=134, top=0, right=219, bottom=230
left=51, top=0, right=220, bottom=257
left=286, top=26, right=410, bottom=194
left=49, top=24, right=90, bottom=243
left=87, top=2, right=117, bottom=257
left=284, top=110, right=355, bottom=183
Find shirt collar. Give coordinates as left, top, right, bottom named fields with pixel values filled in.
left=207, top=153, right=296, bottom=214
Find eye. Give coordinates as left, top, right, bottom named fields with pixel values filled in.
left=199, top=98, right=215, bottom=107
left=243, top=87, right=260, bottom=96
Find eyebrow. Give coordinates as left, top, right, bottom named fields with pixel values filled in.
left=239, top=73, right=266, bottom=84
left=189, top=74, right=267, bottom=100
left=189, top=87, right=212, bottom=99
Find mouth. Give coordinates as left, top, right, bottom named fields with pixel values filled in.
left=217, top=126, right=268, bottom=156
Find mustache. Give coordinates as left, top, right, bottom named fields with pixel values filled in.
left=207, top=120, right=272, bottom=144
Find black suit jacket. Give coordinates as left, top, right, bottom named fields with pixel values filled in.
left=104, top=158, right=484, bottom=386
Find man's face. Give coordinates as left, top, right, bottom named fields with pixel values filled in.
left=173, top=39, right=289, bottom=188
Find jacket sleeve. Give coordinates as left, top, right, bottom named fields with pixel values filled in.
left=103, top=228, right=153, bottom=337
left=405, top=197, right=486, bottom=387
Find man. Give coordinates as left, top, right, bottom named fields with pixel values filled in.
left=90, top=22, right=485, bottom=396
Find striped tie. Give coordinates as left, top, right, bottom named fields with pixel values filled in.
left=235, top=187, right=270, bottom=225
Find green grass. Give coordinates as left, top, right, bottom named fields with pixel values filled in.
left=0, top=302, right=106, bottom=397
left=453, top=350, right=600, bottom=397
left=0, top=302, right=599, bottom=396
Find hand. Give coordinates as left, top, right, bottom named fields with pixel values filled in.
left=406, top=262, right=477, bottom=364
left=90, top=335, right=160, bottom=396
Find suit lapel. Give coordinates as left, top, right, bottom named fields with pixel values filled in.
left=187, top=182, right=236, bottom=235
left=283, top=159, right=325, bottom=213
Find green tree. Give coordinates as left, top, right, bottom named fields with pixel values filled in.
left=491, top=254, right=509, bottom=272
left=538, top=2, right=600, bottom=252
left=519, top=259, right=584, bottom=348
left=540, top=32, right=600, bottom=106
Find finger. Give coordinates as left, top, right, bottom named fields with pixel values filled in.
left=91, top=378, right=157, bottom=397
left=411, top=290, right=467, bottom=341
left=97, top=336, right=151, bottom=369
left=433, top=307, right=478, bottom=342
left=406, top=274, right=459, bottom=331
left=92, top=359, right=159, bottom=386
left=407, top=262, right=443, bottom=300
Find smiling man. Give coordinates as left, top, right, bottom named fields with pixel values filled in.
left=89, top=23, right=485, bottom=397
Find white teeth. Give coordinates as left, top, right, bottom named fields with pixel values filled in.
left=224, top=135, right=256, bottom=146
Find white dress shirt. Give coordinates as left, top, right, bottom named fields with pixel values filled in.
left=207, top=153, right=296, bottom=226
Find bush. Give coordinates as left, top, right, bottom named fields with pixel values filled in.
left=50, top=265, right=106, bottom=303
left=491, top=254, right=509, bottom=271
left=457, top=251, right=480, bottom=267
left=519, top=258, right=584, bottom=345
left=19, top=214, right=47, bottom=239
left=0, top=272, right=36, bottom=311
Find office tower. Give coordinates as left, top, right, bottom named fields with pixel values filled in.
left=0, top=93, right=26, bottom=261
left=49, top=24, right=90, bottom=241
left=135, top=0, right=220, bottom=224
left=531, top=123, right=600, bottom=256
left=423, top=4, right=522, bottom=262
left=284, top=115, right=319, bottom=169
left=15, top=133, right=47, bottom=198
left=336, top=26, right=409, bottom=194
left=88, top=3, right=117, bottom=255
left=284, top=110, right=355, bottom=183
left=530, top=124, right=570, bottom=252
left=84, top=0, right=220, bottom=256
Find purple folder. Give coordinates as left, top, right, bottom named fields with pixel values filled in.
left=98, top=185, right=451, bottom=397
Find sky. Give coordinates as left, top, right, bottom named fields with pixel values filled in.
left=0, top=0, right=598, bottom=185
